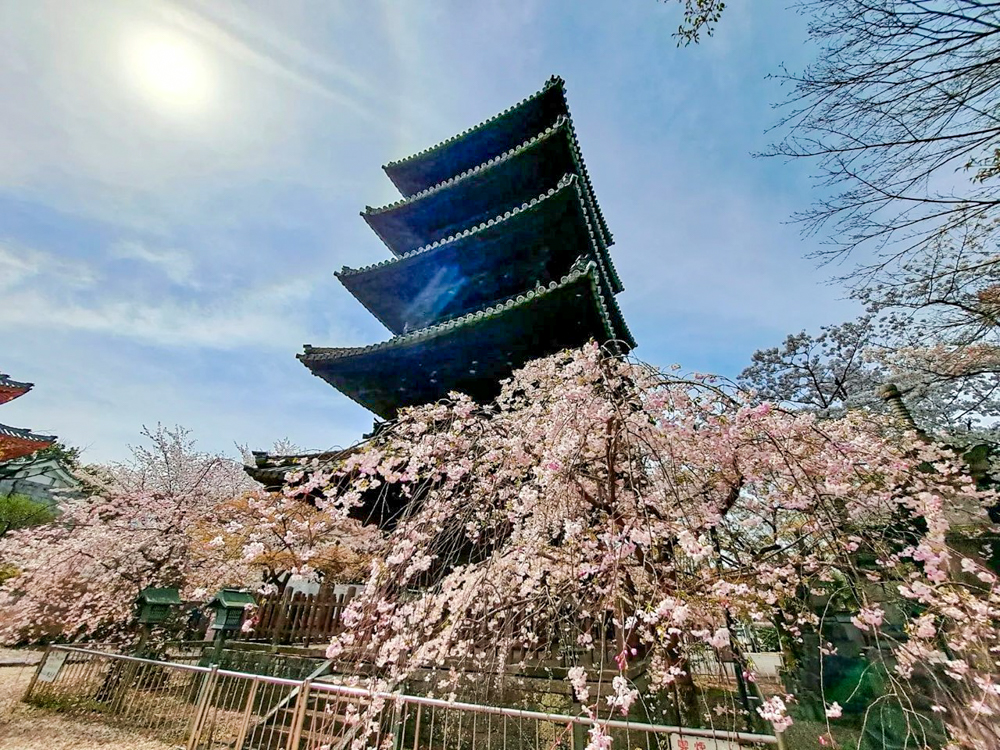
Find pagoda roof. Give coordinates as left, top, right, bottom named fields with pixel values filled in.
left=0, top=374, right=33, bottom=405
left=299, top=261, right=634, bottom=420
left=384, top=75, right=570, bottom=197
left=363, top=116, right=611, bottom=257
left=0, top=422, right=56, bottom=462
left=0, top=423, right=55, bottom=443
left=339, top=175, right=623, bottom=335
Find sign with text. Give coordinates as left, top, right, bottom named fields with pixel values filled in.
left=669, top=734, right=741, bottom=750
left=37, top=650, right=67, bottom=683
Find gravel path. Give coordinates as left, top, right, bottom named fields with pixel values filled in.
left=0, top=665, right=181, bottom=750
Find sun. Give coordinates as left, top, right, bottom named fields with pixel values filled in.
left=124, top=30, right=212, bottom=114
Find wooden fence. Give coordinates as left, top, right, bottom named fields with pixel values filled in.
left=247, top=586, right=359, bottom=646
left=244, top=588, right=629, bottom=673
left=243, top=590, right=652, bottom=681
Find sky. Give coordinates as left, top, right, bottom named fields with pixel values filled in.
left=0, top=0, right=860, bottom=463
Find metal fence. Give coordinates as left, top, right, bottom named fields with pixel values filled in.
left=23, top=645, right=778, bottom=750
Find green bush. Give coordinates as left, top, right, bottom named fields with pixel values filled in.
left=0, top=492, right=57, bottom=537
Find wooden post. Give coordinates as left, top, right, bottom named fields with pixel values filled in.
left=290, top=592, right=302, bottom=643
left=134, top=623, right=152, bottom=656
left=210, top=627, right=226, bottom=667
left=302, top=593, right=313, bottom=647
left=271, top=591, right=288, bottom=646
left=254, top=594, right=271, bottom=640
left=333, top=593, right=344, bottom=633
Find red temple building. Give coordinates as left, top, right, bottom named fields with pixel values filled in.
left=0, top=373, right=55, bottom=462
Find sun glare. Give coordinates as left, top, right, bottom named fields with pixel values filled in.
left=125, top=31, right=212, bottom=114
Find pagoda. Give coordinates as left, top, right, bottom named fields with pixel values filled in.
left=298, top=76, right=634, bottom=420
left=0, top=373, right=56, bottom=462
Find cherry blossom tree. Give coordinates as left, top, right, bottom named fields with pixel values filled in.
left=741, top=312, right=1000, bottom=440
left=0, top=425, right=258, bottom=643
left=0, top=424, right=377, bottom=644
left=194, top=488, right=375, bottom=597
left=738, top=316, right=887, bottom=416
left=284, top=344, right=999, bottom=749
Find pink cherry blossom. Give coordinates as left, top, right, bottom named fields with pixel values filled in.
left=7, top=347, right=996, bottom=747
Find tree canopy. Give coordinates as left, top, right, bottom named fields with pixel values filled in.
left=267, top=345, right=1000, bottom=748
left=0, top=424, right=374, bottom=643
left=769, top=1, right=1000, bottom=432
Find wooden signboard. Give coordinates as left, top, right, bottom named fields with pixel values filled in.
left=670, top=735, right=741, bottom=750
left=37, top=650, right=67, bottom=683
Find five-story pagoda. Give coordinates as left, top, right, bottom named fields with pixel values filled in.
left=299, top=76, right=634, bottom=420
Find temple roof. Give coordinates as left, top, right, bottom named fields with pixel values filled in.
left=0, top=374, right=33, bottom=405
left=0, top=422, right=56, bottom=462
left=299, top=261, right=633, bottom=420
left=0, top=423, right=56, bottom=444
left=384, top=75, right=569, bottom=197
left=363, top=116, right=611, bottom=257
left=245, top=447, right=358, bottom=488
left=339, top=175, right=623, bottom=335
left=245, top=444, right=416, bottom=528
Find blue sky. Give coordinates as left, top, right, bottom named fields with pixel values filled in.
left=0, top=0, right=858, bottom=463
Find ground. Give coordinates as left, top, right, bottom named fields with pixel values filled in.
left=0, top=663, right=179, bottom=750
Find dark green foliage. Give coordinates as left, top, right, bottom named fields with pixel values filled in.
left=751, top=625, right=780, bottom=652
left=32, top=441, right=81, bottom=469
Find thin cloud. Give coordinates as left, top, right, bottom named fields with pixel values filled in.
left=0, top=241, right=101, bottom=291
left=0, top=278, right=316, bottom=350
left=149, top=0, right=383, bottom=125
left=111, top=240, right=198, bottom=287
left=0, top=244, right=41, bottom=284
left=0, top=236, right=334, bottom=350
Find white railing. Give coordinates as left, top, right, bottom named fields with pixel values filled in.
left=23, top=645, right=779, bottom=749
